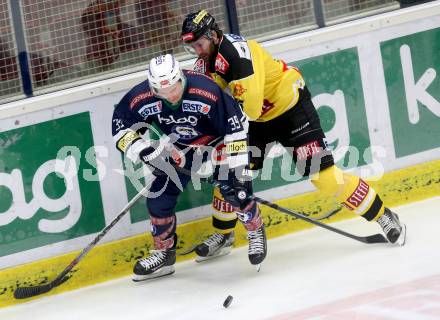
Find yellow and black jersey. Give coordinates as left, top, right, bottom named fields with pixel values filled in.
left=198, top=34, right=305, bottom=122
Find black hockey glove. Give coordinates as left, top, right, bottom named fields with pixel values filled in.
left=220, top=168, right=253, bottom=210
left=138, top=137, right=180, bottom=178
left=136, top=136, right=183, bottom=190
left=139, top=145, right=169, bottom=176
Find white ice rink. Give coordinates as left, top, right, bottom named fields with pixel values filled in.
left=2, top=197, right=440, bottom=320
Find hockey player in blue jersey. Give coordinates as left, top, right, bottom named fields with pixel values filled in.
left=112, top=54, right=267, bottom=281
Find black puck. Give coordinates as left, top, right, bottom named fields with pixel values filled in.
left=223, top=295, right=233, bottom=308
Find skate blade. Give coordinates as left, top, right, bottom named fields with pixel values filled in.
left=132, top=266, right=175, bottom=282
left=255, top=264, right=261, bottom=272
left=195, top=247, right=232, bottom=263
left=395, top=224, right=407, bottom=246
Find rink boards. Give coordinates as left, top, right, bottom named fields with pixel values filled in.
left=1, top=3, right=440, bottom=308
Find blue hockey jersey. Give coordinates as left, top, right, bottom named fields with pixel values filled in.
left=112, top=70, right=249, bottom=169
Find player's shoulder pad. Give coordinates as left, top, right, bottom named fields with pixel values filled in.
left=218, top=34, right=253, bottom=78
left=121, top=80, right=156, bottom=111
left=215, top=34, right=246, bottom=75
left=184, top=70, right=221, bottom=104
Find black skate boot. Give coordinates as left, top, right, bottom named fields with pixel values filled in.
left=195, top=232, right=235, bottom=262
left=377, top=208, right=406, bottom=246
left=247, top=225, right=267, bottom=271
left=132, top=248, right=176, bottom=282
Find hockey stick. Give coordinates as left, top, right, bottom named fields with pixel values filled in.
left=14, top=183, right=152, bottom=300
left=177, top=205, right=342, bottom=257
left=173, top=165, right=388, bottom=245
left=309, top=205, right=342, bottom=221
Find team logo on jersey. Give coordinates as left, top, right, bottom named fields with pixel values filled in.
left=172, top=125, right=200, bottom=140
left=233, top=84, right=246, bottom=97
left=138, top=101, right=162, bottom=119
left=215, top=53, right=229, bottom=74
left=158, top=114, right=198, bottom=126
left=182, top=100, right=211, bottom=114
left=194, top=59, right=207, bottom=74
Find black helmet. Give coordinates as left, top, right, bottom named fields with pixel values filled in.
left=181, top=10, right=218, bottom=43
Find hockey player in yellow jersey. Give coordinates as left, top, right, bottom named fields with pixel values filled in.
left=181, top=10, right=406, bottom=262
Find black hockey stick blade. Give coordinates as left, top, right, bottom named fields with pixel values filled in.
left=177, top=245, right=198, bottom=256
left=14, top=276, right=69, bottom=299
left=364, top=233, right=388, bottom=244
left=14, top=284, right=53, bottom=299
left=13, top=184, right=151, bottom=300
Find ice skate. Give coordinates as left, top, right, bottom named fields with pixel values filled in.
left=132, top=249, right=176, bottom=282
left=195, top=232, right=235, bottom=262
left=377, top=208, right=406, bottom=246
left=248, top=225, right=267, bottom=271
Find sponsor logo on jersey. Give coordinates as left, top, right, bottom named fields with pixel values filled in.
left=130, top=91, right=154, bottom=109
left=158, top=114, right=198, bottom=126
left=188, top=87, right=218, bottom=102
left=117, top=131, right=140, bottom=152
left=212, top=196, right=236, bottom=213
left=138, top=101, right=162, bottom=119
left=346, top=179, right=370, bottom=208
left=295, top=140, right=322, bottom=161
left=233, top=84, right=246, bottom=97
left=182, top=100, right=211, bottom=114
left=172, top=125, right=200, bottom=140
left=225, top=140, right=247, bottom=154
left=215, top=53, right=229, bottom=74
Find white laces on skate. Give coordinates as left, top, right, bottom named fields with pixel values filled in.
left=248, top=229, right=265, bottom=255
left=204, top=233, right=225, bottom=247
left=139, top=250, right=167, bottom=269
left=378, top=212, right=400, bottom=234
